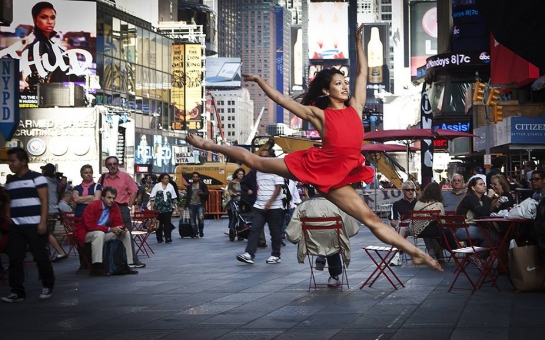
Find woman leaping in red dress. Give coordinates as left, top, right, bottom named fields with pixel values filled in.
left=186, top=24, right=443, bottom=272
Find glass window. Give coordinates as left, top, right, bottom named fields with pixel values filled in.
left=142, top=30, right=150, bottom=66
left=97, top=13, right=104, bottom=54
left=96, top=54, right=104, bottom=83
left=103, top=15, right=113, bottom=57
left=155, top=35, right=162, bottom=71
left=112, top=18, right=121, bottom=59
left=113, top=58, right=121, bottom=90
left=104, top=56, right=113, bottom=90
left=149, top=32, right=157, bottom=69
left=135, top=65, right=142, bottom=97
left=136, top=27, right=143, bottom=65
left=163, top=38, right=170, bottom=74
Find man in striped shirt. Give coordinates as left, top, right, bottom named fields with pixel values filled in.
left=2, top=147, right=55, bottom=303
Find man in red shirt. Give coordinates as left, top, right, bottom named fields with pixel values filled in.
left=74, top=187, right=136, bottom=276
left=99, top=156, right=144, bottom=268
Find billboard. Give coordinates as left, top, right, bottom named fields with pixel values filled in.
left=0, top=0, right=97, bottom=108
left=410, top=1, right=437, bottom=77
left=363, top=24, right=390, bottom=101
left=4, top=107, right=99, bottom=182
left=171, top=44, right=204, bottom=132
left=204, top=57, right=241, bottom=88
left=135, top=133, right=190, bottom=174
left=308, top=2, right=349, bottom=60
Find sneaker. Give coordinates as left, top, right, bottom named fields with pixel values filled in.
left=315, top=257, right=326, bottom=271
left=39, top=287, right=52, bottom=300
left=389, top=253, right=402, bottom=266
left=129, top=260, right=146, bottom=268
left=327, top=276, right=340, bottom=287
left=266, top=256, right=281, bottom=264
left=236, top=252, right=254, bottom=264
left=1, top=293, right=25, bottom=303
left=51, top=254, right=68, bottom=262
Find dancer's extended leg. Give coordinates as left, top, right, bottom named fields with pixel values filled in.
left=186, top=134, right=296, bottom=179
left=322, top=185, right=443, bottom=272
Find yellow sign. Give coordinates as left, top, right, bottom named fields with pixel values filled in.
left=171, top=44, right=185, bottom=125
left=184, top=44, right=203, bottom=131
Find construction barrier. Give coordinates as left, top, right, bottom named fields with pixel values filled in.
left=205, top=190, right=227, bottom=220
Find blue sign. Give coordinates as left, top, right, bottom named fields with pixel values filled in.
left=510, top=117, right=545, bottom=144
left=0, top=59, right=19, bottom=140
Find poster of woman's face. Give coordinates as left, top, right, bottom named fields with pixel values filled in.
left=0, top=0, right=97, bottom=108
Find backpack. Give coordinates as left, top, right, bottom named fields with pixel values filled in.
left=281, top=178, right=292, bottom=210
left=102, top=240, right=131, bottom=275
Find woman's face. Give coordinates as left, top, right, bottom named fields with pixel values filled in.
left=472, top=179, right=487, bottom=195
left=235, top=171, right=245, bottom=180
left=34, top=8, right=56, bottom=36
left=80, top=168, right=93, bottom=182
left=491, top=178, right=503, bottom=194
left=325, top=74, right=349, bottom=102
left=161, top=175, right=170, bottom=183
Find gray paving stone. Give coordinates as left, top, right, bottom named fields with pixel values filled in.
left=0, top=217, right=541, bottom=339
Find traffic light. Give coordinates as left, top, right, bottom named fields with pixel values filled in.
left=492, top=105, right=503, bottom=122
left=473, top=82, right=486, bottom=103
left=486, top=88, right=501, bottom=106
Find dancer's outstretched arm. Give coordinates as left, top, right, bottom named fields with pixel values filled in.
left=242, top=74, right=325, bottom=133
left=348, top=24, right=368, bottom=114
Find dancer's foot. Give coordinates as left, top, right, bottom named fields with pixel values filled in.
left=412, top=249, right=443, bottom=272
left=186, top=133, right=214, bottom=149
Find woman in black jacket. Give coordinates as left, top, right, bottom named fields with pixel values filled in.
left=455, top=177, right=496, bottom=248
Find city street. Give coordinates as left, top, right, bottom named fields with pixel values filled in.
left=1, top=216, right=544, bottom=340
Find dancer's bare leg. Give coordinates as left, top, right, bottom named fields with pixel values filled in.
left=186, top=133, right=297, bottom=179
left=322, top=185, right=443, bottom=272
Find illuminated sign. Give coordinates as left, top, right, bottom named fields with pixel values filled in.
left=308, top=2, right=348, bottom=60
left=410, top=1, right=437, bottom=77
left=426, top=51, right=490, bottom=71
left=0, top=0, right=96, bottom=108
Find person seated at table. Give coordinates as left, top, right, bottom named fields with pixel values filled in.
left=74, top=187, right=137, bottom=276
left=455, top=177, right=496, bottom=248
left=490, top=174, right=515, bottom=213
left=412, top=182, right=458, bottom=261
left=286, top=193, right=359, bottom=287
left=531, top=169, right=545, bottom=201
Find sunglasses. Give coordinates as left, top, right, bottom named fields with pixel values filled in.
left=530, top=178, right=543, bottom=182
left=106, top=162, right=118, bottom=166
left=403, top=189, right=416, bottom=192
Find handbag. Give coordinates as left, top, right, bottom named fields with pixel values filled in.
left=221, top=191, right=231, bottom=210
left=507, top=198, right=538, bottom=219
left=508, top=240, right=545, bottom=292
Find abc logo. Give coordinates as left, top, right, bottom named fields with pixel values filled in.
left=479, top=52, right=490, bottom=63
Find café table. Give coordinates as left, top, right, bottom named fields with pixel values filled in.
left=474, top=217, right=533, bottom=275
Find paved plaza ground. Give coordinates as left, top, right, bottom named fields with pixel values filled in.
left=1, top=216, right=544, bottom=340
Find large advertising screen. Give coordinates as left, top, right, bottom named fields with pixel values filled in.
left=3, top=107, right=99, bottom=182
left=171, top=44, right=203, bottom=133
left=0, top=0, right=97, bottom=108
left=308, top=2, right=349, bottom=60
left=410, top=1, right=437, bottom=78
left=135, top=133, right=192, bottom=174
left=205, top=57, right=241, bottom=88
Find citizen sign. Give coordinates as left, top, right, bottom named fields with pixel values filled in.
left=514, top=124, right=545, bottom=130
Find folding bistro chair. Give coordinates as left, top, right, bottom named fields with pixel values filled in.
left=360, top=245, right=405, bottom=290
left=300, top=216, right=349, bottom=291
left=132, top=210, right=159, bottom=258
left=61, top=214, right=91, bottom=274
left=439, top=214, right=499, bottom=293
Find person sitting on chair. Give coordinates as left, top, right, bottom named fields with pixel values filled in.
left=286, top=193, right=359, bottom=287
left=74, top=187, right=137, bottom=276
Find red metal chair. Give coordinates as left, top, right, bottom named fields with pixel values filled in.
left=439, top=214, right=499, bottom=293
left=360, top=245, right=405, bottom=290
left=132, top=210, right=159, bottom=258
left=61, top=214, right=91, bottom=274
left=300, top=216, right=349, bottom=291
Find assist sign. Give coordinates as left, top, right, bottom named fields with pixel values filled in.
left=0, top=59, right=19, bottom=140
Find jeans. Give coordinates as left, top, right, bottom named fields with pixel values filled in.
left=281, top=207, right=295, bottom=234
left=316, top=254, right=343, bottom=277
left=228, top=201, right=241, bottom=231
left=246, top=208, right=284, bottom=257
left=189, top=204, right=204, bottom=236
left=7, top=225, right=55, bottom=297
left=455, top=225, right=497, bottom=248
left=417, top=221, right=458, bottom=251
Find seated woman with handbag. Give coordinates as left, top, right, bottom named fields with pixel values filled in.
left=411, top=182, right=458, bottom=260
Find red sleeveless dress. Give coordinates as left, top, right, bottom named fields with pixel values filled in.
left=284, top=106, right=375, bottom=193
